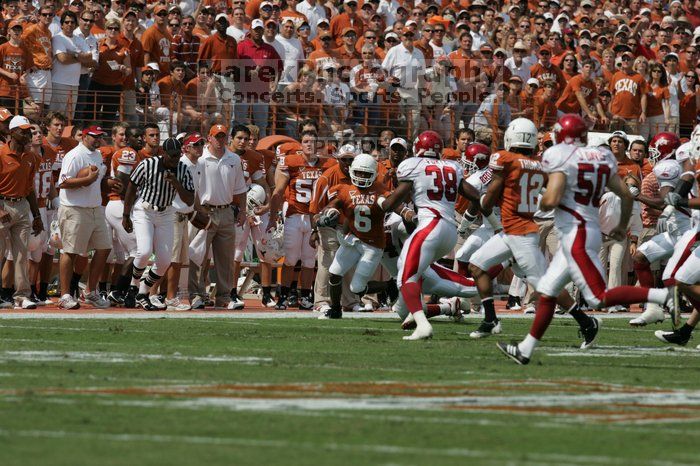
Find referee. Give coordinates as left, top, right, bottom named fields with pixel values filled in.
left=122, top=138, right=194, bottom=311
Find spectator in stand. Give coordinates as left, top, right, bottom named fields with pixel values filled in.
left=382, top=28, right=424, bottom=139
left=198, top=13, right=238, bottom=108
left=334, top=27, right=362, bottom=79
left=170, top=15, right=200, bottom=83
left=609, top=50, right=649, bottom=137
left=88, top=18, right=131, bottom=130
left=311, top=18, right=331, bottom=49
left=227, top=7, right=248, bottom=41
left=645, top=62, right=671, bottom=135
left=633, top=56, right=650, bottom=82
left=679, top=70, right=700, bottom=137
left=193, top=6, right=214, bottom=40
left=296, top=0, right=326, bottom=37
left=276, top=18, right=305, bottom=91
left=185, top=63, right=217, bottom=130
left=74, top=10, right=99, bottom=124
left=22, top=4, right=55, bottom=109
left=556, top=59, right=607, bottom=127
left=280, top=69, right=323, bottom=136
left=0, top=21, right=33, bottom=112
left=167, top=15, right=181, bottom=39
left=505, top=40, right=532, bottom=83
left=330, top=0, right=363, bottom=48
left=297, top=22, right=315, bottom=57
left=533, top=79, right=558, bottom=129
left=118, top=9, right=144, bottom=125
left=51, top=11, right=94, bottom=120
left=349, top=44, right=385, bottom=130
left=663, top=52, right=683, bottom=133
left=157, top=60, right=199, bottom=136
left=135, top=63, right=161, bottom=122
left=141, top=4, right=172, bottom=79
left=236, top=19, right=282, bottom=137
left=89, top=4, right=106, bottom=41
left=559, top=52, right=578, bottom=80
left=307, top=31, right=339, bottom=72
left=529, top=45, right=566, bottom=94
left=105, top=0, right=125, bottom=21
left=471, top=83, right=511, bottom=145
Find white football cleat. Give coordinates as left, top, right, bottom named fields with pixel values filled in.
left=523, top=305, right=536, bottom=315
left=629, top=303, right=664, bottom=327
left=401, top=313, right=416, bottom=330
left=403, top=323, right=433, bottom=340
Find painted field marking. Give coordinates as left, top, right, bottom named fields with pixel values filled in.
left=0, top=351, right=272, bottom=364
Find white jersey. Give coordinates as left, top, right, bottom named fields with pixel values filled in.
left=396, top=157, right=463, bottom=225
left=465, top=167, right=500, bottom=231
left=654, top=159, right=692, bottom=234
left=541, top=143, right=618, bottom=230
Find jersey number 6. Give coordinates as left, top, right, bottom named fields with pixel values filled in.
left=426, top=165, right=458, bottom=201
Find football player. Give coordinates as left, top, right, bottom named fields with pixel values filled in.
left=498, top=114, right=673, bottom=365
left=267, top=130, right=334, bottom=310
left=379, top=130, right=484, bottom=340
left=629, top=134, right=695, bottom=326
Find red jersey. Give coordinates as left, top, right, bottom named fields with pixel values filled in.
left=278, top=153, right=334, bottom=216
left=489, top=150, right=544, bottom=235
left=331, top=182, right=388, bottom=248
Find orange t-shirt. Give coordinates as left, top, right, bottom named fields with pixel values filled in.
left=141, top=25, right=172, bottom=78
left=278, top=153, right=333, bottom=216
left=646, top=85, right=670, bottom=118
left=157, top=76, right=186, bottom=110
left=448, top=49, right=478, bottom=81
left=33, top=148, right=56, bottom=207
left=556, top=74, right=597, bottom=114
left=0, top=145, right=39, bottom=197
left=139, top=146, right=164, bottom=159
left=0, top=42, right=33, bottom=99
left=679, top=89, right=699, bottom=127
left=609, top=71, right=649, bottom=119
left=331, top=182, right=388, bottom=248
left=306, top=49, right=340, bottom=72
left=197, top=33, right=237, bottom=74
left=529, top=62, right=567, bottom=93
left=118, top=34, right=144, bottom=90
left=21, top=23, right=51, bottom=70
left=617, top=155, right=643, bottom=181
left=533, top=93, right=558, bottom=128
left=109, top=147, right=144, bottom=201
left=329, top=13, right=364, bottom=47
left=92, top=41, right=130, bottom=85
left=489, top=150, right=544, bottom=235
left=258, top=148, right=276, bottom=174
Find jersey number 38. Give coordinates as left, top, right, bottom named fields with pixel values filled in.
left=426, top=165, right=458, bottom=202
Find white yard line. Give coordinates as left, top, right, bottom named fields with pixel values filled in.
left=0, top=351, right=272, bottom=364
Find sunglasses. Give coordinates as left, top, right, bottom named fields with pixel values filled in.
left=182, top=21, right=194, bottom=26
left=535, top=22, right=545, bottom=25
left=107, top=26, right=119, bottom=30
left=40, top=12, right=53, bottom=17
left=156, top=11, right=167, bottom=16
left=687, top=75, right=697, bottom=79
left=320, top=37, right=331, bottom=41
left=191, top=141, right=205, bottom=147
left=170, top=23, right=180, bottom=27
left=62, top=19, right=75, bottom=24
left=365, top=35, right=376, bottom=39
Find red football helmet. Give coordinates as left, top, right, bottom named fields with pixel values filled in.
left=413, top=130, right=443, bottom=158
left=463, top=142, right=490, bottom=174
left=648, top=131, right=681, bottom=164
left=552, top=113, right=587, bottom=145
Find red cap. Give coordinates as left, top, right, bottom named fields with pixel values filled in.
left=184, top=132, right=204, bottom=146
left=82, top=125, right=106, bottom=137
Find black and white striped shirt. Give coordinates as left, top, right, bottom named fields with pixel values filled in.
left=130, top=156, right=194, bottom=207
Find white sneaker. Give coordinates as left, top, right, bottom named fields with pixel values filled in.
left=227, top=296, right=245, bottom=310
left=401, top=313, right=416, bottom=330
left=15, top=298, right=37, bottom=310
left=190, top=295, right=205, bottom=309
left=84, top=291, right=110, bottom=309
left=59, top=294, right=80, bottom=310
left=351, top=303, right=373, bottom=312
left=165, top=298, right=191, bottom=311
left=315, top=304, right=331, bottom=314
left=403, top=323, right=433, bottom=340
left=629, top=303, right=665, bottom=327
left=523, top=305, right=536, bottom=314
left=0, top=298, right=12, bottom=309
left=149, top=295, right=167, bottom=310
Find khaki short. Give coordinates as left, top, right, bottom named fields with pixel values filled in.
left=171, top=213, right=190, bottom=264
left=58, top=205, right=111, bottom=255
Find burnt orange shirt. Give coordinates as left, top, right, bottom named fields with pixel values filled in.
left=44, top=136, right=78, bottom=182
left=529, top=62, right=567, bottom=93
left=329, top=13, right=363, bottom=47
left=21, top=23, right=52, bottom=70
left=610, top=71, right=649, bottom=119
left=118, top=34, right=144, bottom=90
left=448, top=49, right=477, bottom=81
left=141, top=25, right=172, bottom=78
left=647, top=85, right=670, bottom=118
left=556, top=74, right=597, bottom=114
left=489, top=150, right=543, bottom=236
left=197, top=33, right=237, bottom=74
left=0, top=42, right=33, bottom=99
left=92, top=41, right=129, bottom=85
left=310, top=163, right=349, bottom=215
left=331, top=182, right=388, bottom=248
left=0, top=144, right=39, bottom=197
left=278, top=153, right=334, bottom=216
left=617, top=155, right=643, bottom=182
left=157, top=75, right=186, bottom=110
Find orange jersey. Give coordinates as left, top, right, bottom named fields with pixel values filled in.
left=258, top=148, right=276, bottom=173
left=109, top=147, right=145, bottom=201
left=617, top=156, right=643, bottom=182
left=529, top=62, right=567, bottom=93
left=489, top=150, right=544, bottom=235
left=240, top=149, right=266, bottom=185
left=310, top=163, right=350, bottom=214
left=44, top=136, right=78, bottom=181
left=33, top=148, right=56, bottom=207
left=275, top=140, right=302, bottom=160
left=331, top=182, right=388, bottom=248
left=278, top=153, right=333, bottom=216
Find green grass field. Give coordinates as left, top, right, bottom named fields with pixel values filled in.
left=1, top=315, right=700, bottom=466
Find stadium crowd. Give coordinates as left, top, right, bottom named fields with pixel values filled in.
left=0, top=0, right=699, bottom=351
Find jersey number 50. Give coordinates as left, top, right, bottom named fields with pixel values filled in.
left=426, top=165, right=458, bottom=201
left=575, top=163, right=610, bottom=207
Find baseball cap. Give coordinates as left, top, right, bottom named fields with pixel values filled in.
left=581, top=0, right=594, bottom=6
left=153, top=4, right=167, bottom=14
left=336, top=144, right=358, bottom=158
left=342, top=27, right=357, bottom=36
left=579, top=39, right=592, bottom=47
left=317, top=18, right=330, bottom=26
left=251, top=18, right=264, bottom=30
left=122, top=9, right=137, bottom=19
left=0, top=108, right=12, bottom=121
left=390, top=137, right=408, bottom=149
left=82, top=125, right=106, bottom=137
left=664, top=52, right=680, bottom=61
left=344, top=0, right=357, bottom=4
left=143, top=62, right=160, bottom=72
left=609, top=130, right=628, bottom=142
left=7, top=20, right=22, bottom=30
left=184, top=133, right=204, bottom=146
left=209, top=124, right=228, bottom=137
left=508, top=5, right=520, bottom=12
left=509, top=75, right=523, bottom=82
left=8, top=115, right=30, bottom=130
left=513, top=40, right=527, bottom=50
left=162, top=137, right=182, bottom=156
left=215, top=13, right=229, bottom=22
left=494, top=48, right=507, bottom=57
left=385, top=32, right=399, bottom=41
left=526, top=77, right=540, bottom=86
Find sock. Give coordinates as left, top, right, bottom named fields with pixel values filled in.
left=279, top=286, right=289, bottom=300
left=262, top=286, right=272, bottom=297
left=289, top=281, right=298, bottom=295
left=70, top=273, right=81, bottom=295
left=31, top=284, right=37, bottom=297
left=38, top=282, right=48, bottom=300
left=518, top=334, right=539, bottom=359
left=530, top=296, right=556, bottom=340
left=457, top=261, right=469, bottom=277
left=568, top=304, right=592, bottom=328
left=400, top=281, right=423, bottom=314
left=230, top=288, right=239, bottom=299
left=139, top=270, right=161, bottom=295
left=131, top=266, right=146, bottom=287
left=425, top=303, right=442, bottom=318
left=680, top=323, right=694, bottom=339
left=634, top=261, right=654, bottom=288
left=482, top=297, right=496, bottom=323
left=645, top=287, right=669, bottom=306
left=98, top=281, right=108, bottom=293
left=116, top=274, right=131, bottom=293
left=329, top=277, right=342, bottom=311
left=604, top=286, right=667, bottom=306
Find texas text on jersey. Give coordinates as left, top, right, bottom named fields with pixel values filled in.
left=278, top=153, right=335, bottom=217
left=330, top=183, right=389, bottom=249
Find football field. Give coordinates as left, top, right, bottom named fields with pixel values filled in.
left=1, top=311, right=699, bottom=466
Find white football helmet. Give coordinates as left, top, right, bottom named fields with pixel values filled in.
left=246, top=184, right=266, bottom=215
left=28, top=231, right=46, bottom=253
left=257, top=219, right=284, bottom=262
left=48, top=219, right=62, bottom=250
left=349, top=153, right=378, bottom=188
left=504, top=118, right=538, bottom=151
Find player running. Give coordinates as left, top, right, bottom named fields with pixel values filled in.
left=497, top=114, right=673, bottom=365
left=379, top=130, right=483, bottom=341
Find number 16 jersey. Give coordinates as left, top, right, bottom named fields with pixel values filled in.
left=489, top=150, right=545, bottom=236
left=541, top=143, right=617, bottom=229
left=396, top=157, right=463, bottom=225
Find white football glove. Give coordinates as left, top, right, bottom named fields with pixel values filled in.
left=627, top=185, right=640, bottom=198
left=664, top=192, right=683, bottom=207
left=656, top=214, right=668, bottom=233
